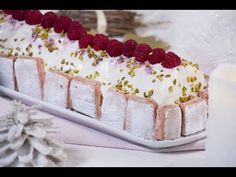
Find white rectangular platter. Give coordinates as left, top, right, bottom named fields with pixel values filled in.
left=0, top=86, right=206, bottom=149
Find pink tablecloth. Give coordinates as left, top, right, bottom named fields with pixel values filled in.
left=0, top=97, right=206, bottom=152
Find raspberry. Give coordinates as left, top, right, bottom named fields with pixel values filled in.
left=25, top=10, right=43, bottom=25
left=12, top=10, right=30, bottom=21
left=79, top=34, right=94, bottom=48
left=133, top=43, right=152, bottom=62
left=67, top=21, right=87, bottom=40
left=148, top=48, right=165, bottom=65
left=41, top=11, right=57, bottom=28
left=161, top=52, right=181, bottom=69
left=106, top=39, right=123, bottom=57
left=53, top=15, right=72, bottom=33
left=92, top=34, right=109, bottom=51
left=122, top=39, right=137, bottom=57
left=3, top=10, right=14, bottom=15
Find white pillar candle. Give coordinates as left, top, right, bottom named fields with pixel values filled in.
left=206, top=63, right=236, bottom=167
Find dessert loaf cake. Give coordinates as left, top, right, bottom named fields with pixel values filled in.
left=0, top=10, right=208, bottom=140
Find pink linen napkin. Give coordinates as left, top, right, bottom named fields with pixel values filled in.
left=0, top=96, right=205, bottom=152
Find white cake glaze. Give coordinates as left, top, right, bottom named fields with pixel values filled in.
left=70, top=79, right=97, bottom=118
left=0, top=56, right=15, bottom=89
left=181, top=98, right=207, bottom=136
left=43, top=71, right=69, bottom=108
left=125, top=97, right=156, bottom=139
left=164, top=105, right=182, bottom=140
left=0, top=13, right=207, bottom=105
left=100, top=88, right=127, bottom=129
left=14, top=58, right=42, bottom=100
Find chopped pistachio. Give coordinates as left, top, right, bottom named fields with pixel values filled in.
left=127, top=84, right=133, bottom=88
left=94, top=71, right=100, bottom=78
left=88, top=50, right=95, bottom=58
left=165, top=74, right=171, bottom=78
left=16, top=47, right=21, bottom=51
left=145, top=63, right=150, bottom=68
left=156, top=75, right=164, bottom=81
left=191, top=83, right=202, bottom=93
left=135, top=88, right=139, bottom=93
left=148, top=89, right=154, bottom=97
left=122, top=89, right=129, bottom=94
left=65, top=69, right=71, bottom=74
left=182, top=86, right=187, bottom=96
left=115, top=81, right=123, bottom=90
left=70, top=52, right=74, bottom=57
left=74, top=51, right=78, bottom=58
left=0, top=17, right=5, bottom=24
left=173, top=79, right=177, bottom=85
left=128, top=69, right=135, bottom=77
left=187, top=76, right=191, bottom=83
left=100, top=51, right=108, bottom=57
left=39, top=31, right=48, bottom=40
left=175, top=100, right=180, bottom=104
left=79, top=55, right=83, bottom=61
left=60, top=31, right=65, bottom=37
left=73, top=69, right=79, bottom=74
left=61, top=59, right=66, bottom=64
left=168, top=86, right=173, bottom=93
left=193, top=63, right=199, bottom=70
left=48, top=45, right=58, bottom=52
left=204, top=74, right=209, bottom=80
left=152, top=79, right=156, bottom=83
left=124, top=80, right=129, bottom=86
left=192, top=76, right=196, bottom=82
left=7, top=48, right=13, bottom=57
left=152, top=71, right=157, bottom=75
left=137, top=64, right=142, bottom=68
left=144, top=92, right=148, bottom=98
left=179, top=96, right=191, bottom=103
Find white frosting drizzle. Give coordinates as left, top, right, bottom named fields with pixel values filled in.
left=0, top=14, right=208, bottom=105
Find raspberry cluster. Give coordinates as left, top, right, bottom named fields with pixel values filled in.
left=53, top=15, right=72, bottom=33
left=3, top=10, right=182, bottom=69
left=25, top=10, right=43, bottom=25
left=41, top=12, right=57, bottom=28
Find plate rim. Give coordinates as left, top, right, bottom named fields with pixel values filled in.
left=0, top=86, right=207, bottom=149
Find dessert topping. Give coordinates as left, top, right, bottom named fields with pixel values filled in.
left=79, top=34, right=94, bottom=49
left=53, top=15, right=72, bottom=33
left=133, top=43, right=152, bottom=62
left=161, top=52, right=181, bottom=69
left=25, top=10, right=43, bottom=25
left=41, top=12, right=57, bottom=29
left=148, top=48, right=165, bottom=64
left=92, top=34, right=109, bottom=51
left=67, top=21, right=86, bottom=40
left=122, top=39, right=137, bottom=57
left=106, top=39, right=123, bottom=57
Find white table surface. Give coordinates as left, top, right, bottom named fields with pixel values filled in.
left=61, top=144, right=207, bottom=167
